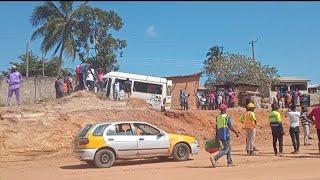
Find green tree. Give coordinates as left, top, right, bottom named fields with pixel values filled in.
left=204, top=45, right=279, bottom=87
left=30, top=1, right=90, bottom=73
left=78, top=7, right=127, bottom=72
left=1, top=51, right=69, bottom=77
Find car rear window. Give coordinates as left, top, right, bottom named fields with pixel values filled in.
left=93, top=124, right=110, bottom=136
left=78, top=124, right=93, bottom=137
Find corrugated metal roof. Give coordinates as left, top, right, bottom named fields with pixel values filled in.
left=164, top=71, right=204, bottom=79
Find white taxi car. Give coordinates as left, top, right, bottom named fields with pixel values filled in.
left=74, top=121, right=200, bottom=168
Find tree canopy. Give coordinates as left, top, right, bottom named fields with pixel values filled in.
left=1, top=51, right=70, bottom=77
left=30, top=1, right=126, bottom=74
left=78, top=7, right=127, bottom=72
left=204, top=45, right=279, bottom=87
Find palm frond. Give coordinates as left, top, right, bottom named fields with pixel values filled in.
left=30, top=1, right=64, bottom=26
left=59, top=1, right=73, bottom=17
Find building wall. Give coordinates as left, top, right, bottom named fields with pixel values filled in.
left=0, top=77, right=64, bottom=106
left=168, top=75, right=200, bottom=109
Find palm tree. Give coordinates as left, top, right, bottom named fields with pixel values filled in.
left=30, top=1, right=90, bottom=74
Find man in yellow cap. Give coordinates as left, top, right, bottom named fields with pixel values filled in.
left=240, top=102, right=257, bottom=156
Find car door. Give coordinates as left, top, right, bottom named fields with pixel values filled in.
left=133, top=123, right=170, bottom=157
left=105, top=123, right=138, bottom=159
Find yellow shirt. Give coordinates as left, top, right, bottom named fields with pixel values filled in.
left=240, top=111, right=257, bottom=129
left=269, top=111, right=282, bottom=123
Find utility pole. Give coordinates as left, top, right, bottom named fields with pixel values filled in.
left=42, top=52, right=45, bottom=76
left=249, top=38, right=258, bottom=61
left=26, top=41, right=29, bottom=78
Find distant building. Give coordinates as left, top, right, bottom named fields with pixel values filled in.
left=268, top=76, right=310, bottom=99
left=165, top=72, right=203, bottom=109
left=308, top=84, right=320, bottom=94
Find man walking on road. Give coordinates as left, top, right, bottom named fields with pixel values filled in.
left=210, top=103, right=240, bottom=168
left=6, top=65, right=23, bottom=106
left=240, top=102, right=257, bottom=156
left=269, top=103, right=284, bottom=156
left=309, top=104, right=320, bottom=154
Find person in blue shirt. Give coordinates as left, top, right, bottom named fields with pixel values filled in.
left=210, top=103, right=240, bottom=168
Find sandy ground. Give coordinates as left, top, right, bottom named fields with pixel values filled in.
left=1, top=135, right=319, bottom=180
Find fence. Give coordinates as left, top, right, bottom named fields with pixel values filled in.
left=0, top=76, right=58, bottom=106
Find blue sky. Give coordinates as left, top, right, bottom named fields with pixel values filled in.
left=0, top=1, right=319, bottom=84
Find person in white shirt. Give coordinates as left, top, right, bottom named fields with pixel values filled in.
left=113, top=78, right=120, bottom=101
left=86, top=69, right=95, bottom=91
left=287, top=104, right=301, bottom=154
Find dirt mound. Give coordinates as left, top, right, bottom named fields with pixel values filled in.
left=0, top=92, right=290, bottom=162
left=125, top=98, right=151, bottom=108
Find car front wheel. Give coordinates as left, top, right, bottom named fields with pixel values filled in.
left=94, top=149, right=115, bottom=168
left=172, top=143, right=190, bottom=161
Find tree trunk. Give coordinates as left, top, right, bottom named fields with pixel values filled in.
left=58, top=41, right=65, bottom=75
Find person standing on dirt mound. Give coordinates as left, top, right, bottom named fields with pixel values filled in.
left=124, top=78, right=132, bottom=98
left=240, top=103, right=257, bottom=156
left=6, top=65, right=23, bottom=106
left=308, top=104, right=320, bottom=154
left=210, top=103, right=240, bottom=168
left=269, top=103, right=284, bottom=156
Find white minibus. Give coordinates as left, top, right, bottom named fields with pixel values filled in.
left=103, top=71, right=172, bottom=110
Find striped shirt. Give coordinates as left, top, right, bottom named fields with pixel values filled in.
left=300, top=111, right=311, bottom=126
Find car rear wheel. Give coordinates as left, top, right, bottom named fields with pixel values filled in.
left=172, top=143, right=190, bottom=161
left=94, top=149, right=115, bottom=168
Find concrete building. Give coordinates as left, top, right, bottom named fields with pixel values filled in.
left=269, top=76, right=310, bottom=99
left=165, top=72, right=202, bottom=109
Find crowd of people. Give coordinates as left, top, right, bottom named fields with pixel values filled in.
left=209, top=101, right=320, bottom=168
left=54, top=62, right=106, bottom=99
left=196, top=88, right=237, bottom=110
left=273, top=87, right=306, bottom=109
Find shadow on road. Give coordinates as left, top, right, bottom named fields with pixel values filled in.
left=60, top=158, right=193, bottom=169
left=185, top=165, right=213, bottom=169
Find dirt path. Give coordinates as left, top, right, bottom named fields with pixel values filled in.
left=1, top=136, right=319, bottom=180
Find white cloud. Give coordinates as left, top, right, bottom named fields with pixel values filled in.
left=146, top=25, right=157, bottom=38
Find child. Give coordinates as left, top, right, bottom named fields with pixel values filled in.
left=269, top=103, right=284, bottom=156
left=210, top=103, right=239, bottom=168
left=240, top=103, right=257, bottom=156
left=287, top=104, right=301, bottom=154
left=300, top=106, right=313, bottom=146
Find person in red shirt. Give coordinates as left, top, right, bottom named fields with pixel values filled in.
left=309, top=104, right=320, bottom=154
